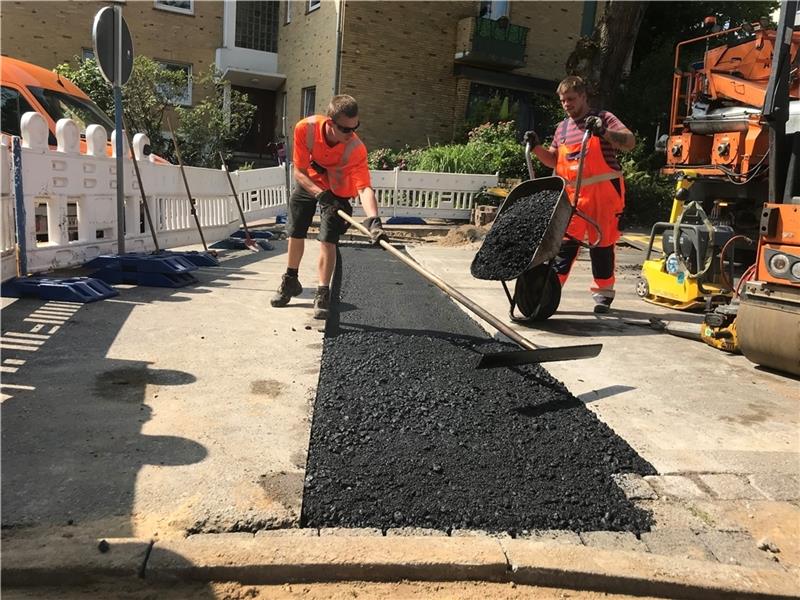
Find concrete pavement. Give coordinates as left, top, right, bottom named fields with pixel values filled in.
left=2, top=230, right=799, bottom=597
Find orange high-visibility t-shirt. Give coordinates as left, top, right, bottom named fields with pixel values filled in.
left=293, top=115, right=372, bottom=198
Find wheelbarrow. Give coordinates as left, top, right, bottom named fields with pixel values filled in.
left=471, top=129, right=602, bottom=322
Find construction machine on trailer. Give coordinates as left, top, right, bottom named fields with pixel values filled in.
left=638, top=3, right=800, bottom=376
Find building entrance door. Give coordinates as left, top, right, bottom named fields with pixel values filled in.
left=234, top=86, right=276, bottom=161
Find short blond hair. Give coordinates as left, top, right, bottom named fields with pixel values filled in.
left=557, top=76, right=587, bottom=96
left=327, top=95, right=358, bottom=120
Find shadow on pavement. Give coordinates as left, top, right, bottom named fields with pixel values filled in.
left=1, top=247, right=285, bottom=538
left=1, top=296, right=206, bottom=538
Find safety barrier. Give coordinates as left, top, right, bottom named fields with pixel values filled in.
left=1, top=112, right=497, bottom=282
left=1, top=143, right=15, bottom=282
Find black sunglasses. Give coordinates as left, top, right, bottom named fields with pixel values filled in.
left=333, top=120, right=360, bottom=134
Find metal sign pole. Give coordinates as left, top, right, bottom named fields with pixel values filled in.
left=113, top=3, right=125, bottom=254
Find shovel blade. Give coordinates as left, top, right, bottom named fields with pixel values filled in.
left=476, top=343, right=602, bottom=369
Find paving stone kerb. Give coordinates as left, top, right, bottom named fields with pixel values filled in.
left=5, top=535, right=798, bottom=599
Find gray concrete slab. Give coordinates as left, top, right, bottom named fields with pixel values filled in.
left=3, top=233, right=800, bottom=595
left=405, top=244, right=800, bottom=478
left=1, top=242, right=324, bottom=540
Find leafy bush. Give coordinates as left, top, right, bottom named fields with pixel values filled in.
left=174, top=67, right=256, bottom=168
left=619, top=141, right=674, bottom=227
left=369, top=122, right=543, bottom=180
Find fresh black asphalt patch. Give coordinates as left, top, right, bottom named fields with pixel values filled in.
left=471, top=190, right=560, bottom=281
left=301, top=245, right=654, bottom=534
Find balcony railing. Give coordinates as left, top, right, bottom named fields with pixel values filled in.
left=455, top=17, right=529, bottom=69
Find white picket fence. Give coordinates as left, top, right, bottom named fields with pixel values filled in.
left=0, top=113, right=497, bottom=282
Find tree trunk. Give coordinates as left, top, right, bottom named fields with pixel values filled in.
left=566, top=1, right=648, bottom=108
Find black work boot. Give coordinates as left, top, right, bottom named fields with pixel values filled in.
left=313, top=287, right=331, bottom=320
left=593, top=295, right=613, bottom=314
left=270, top=274, right=302, bottom=307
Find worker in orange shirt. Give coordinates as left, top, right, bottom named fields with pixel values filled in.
left=528, top=76, right=635, bottom=313
left=271, top=95, right=386, bottom=319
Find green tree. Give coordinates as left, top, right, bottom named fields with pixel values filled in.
left=55, top=56, right=185, bottom=159
left=54, top=57, right=255, bottom=167
left=174, top=66, right=256, bottom=168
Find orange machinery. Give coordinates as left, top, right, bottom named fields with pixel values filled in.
left=664, top=22, right=800, bottom=180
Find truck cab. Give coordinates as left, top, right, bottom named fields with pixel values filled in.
left=1, top=56, right=115, bottom=148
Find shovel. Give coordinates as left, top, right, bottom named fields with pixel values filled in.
left=219, top=151, right=263, bottom=253
left=337, top=210, right=602, bottom=369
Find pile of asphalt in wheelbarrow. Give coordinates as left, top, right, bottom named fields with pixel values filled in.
left=471, top=190, right=561, bottom=281
left=301, top=246, right=654, bottom=535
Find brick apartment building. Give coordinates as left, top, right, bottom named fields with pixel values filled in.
left=1, top=0, right=596, bottom=160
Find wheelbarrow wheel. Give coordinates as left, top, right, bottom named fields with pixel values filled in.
left=513, top=264, right=561, bottom=321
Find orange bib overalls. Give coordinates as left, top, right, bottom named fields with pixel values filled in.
left=554, top=129, right=625, bottom=296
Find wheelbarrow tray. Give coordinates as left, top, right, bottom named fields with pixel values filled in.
left=472, top=176, right=571, bottom=281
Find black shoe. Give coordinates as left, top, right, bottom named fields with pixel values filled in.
left=593, top=297, right=613, bottom=314
left=270, top=274, right=302, bottom=307
left=313, top=288, right=330, bottom=320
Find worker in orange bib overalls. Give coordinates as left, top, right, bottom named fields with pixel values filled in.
left=528, top=76, right=636, bottom=313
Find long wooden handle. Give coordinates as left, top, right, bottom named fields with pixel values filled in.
left=219, top=151, right=253, bottom=239
left=337, top=210, right=538, bottom=352
left=122, top=116, right=160, bottom=251
left=166, top=116, right=208, bottom=251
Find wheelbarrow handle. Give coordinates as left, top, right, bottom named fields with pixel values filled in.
left=565, top=208, right=603, bottom=249
left=565, top=129, right=603, bottom=249
left=524, top=142, right=536, bottom=181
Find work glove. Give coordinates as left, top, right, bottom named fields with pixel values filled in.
left=523, top=130, right=540, bottom=147
left=362, top=216, right=388, bottom=246
left=585, top=116, right=606, bottom=137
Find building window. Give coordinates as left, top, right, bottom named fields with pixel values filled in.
left=302, top=86, right=315, bottom=117
left=307, top=0, right=320, bottom=13
left=284, top=0, right=291, bottom=24
left=154, top=0, right=194, bottom=15
left=158, top=61, right=192, bottom=106
left=236, top=1, right=279, bottom=53
left=479, top=0, right=509, bottom=20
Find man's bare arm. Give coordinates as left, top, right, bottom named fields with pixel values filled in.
left=293, top=165, right=324, bottom=196
left=533, top=145, right=558, bottom=170
left=603, top=128, right=636, bottom=152
left=358, top=187, right=379, bottom=218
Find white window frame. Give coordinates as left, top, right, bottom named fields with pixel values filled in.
left=307, top=0, right=320, bottom=13
left=157, top=61, right=193, bottom=107
left=302, top=86, right=316, bottom=117
left=284, top=0, right=292, bottom=24
left=154, top=0, right=194, bottom=16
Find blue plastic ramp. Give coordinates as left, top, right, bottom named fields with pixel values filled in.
left=157, top=250, right=219, bottom=267
left=85, top=253, right=199, bottom=288
left=230, top=229, right=274, bottom=240
left=1, top=276, right=119, bottom=303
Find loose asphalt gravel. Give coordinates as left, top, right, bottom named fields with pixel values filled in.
left=471, top=190, right=561, bottom=281
left=301, top=245, right=655, bottom=535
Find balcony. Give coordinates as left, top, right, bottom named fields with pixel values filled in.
left=216, top=0, right=285, bottom=90
left=454, top=17, right=529, bottom=70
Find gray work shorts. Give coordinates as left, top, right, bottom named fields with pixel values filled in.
left=286, top=187, right=353, bottom=244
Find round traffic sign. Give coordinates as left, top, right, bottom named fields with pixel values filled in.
left=92, top=6, right=134, bottom=85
